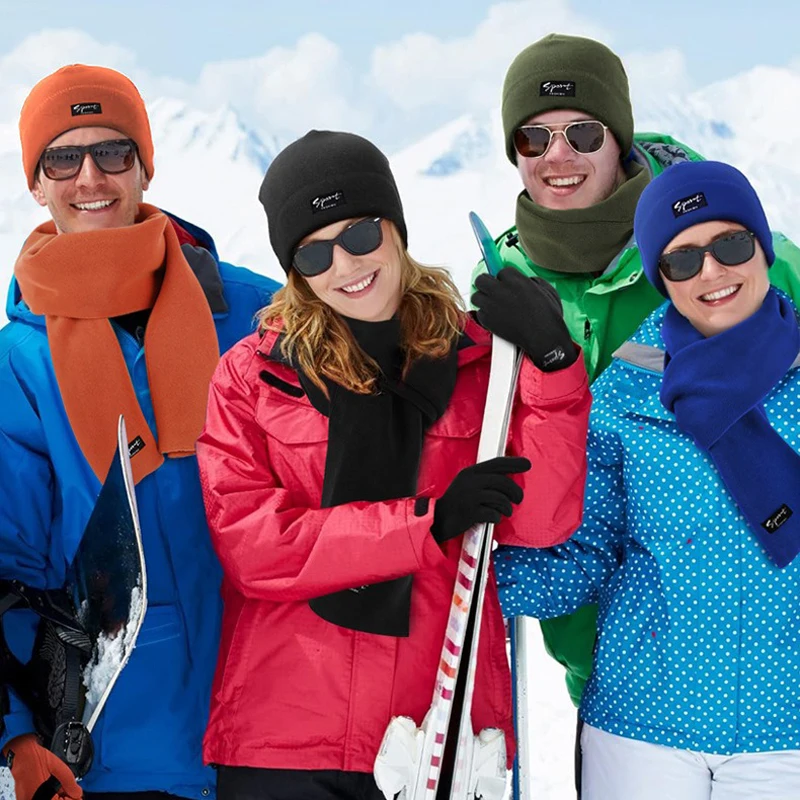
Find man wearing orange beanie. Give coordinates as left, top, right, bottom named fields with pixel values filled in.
left=0, top=65, right=281, bottom=800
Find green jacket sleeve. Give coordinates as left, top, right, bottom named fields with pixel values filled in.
left=768, top=232, right=800, bottom=304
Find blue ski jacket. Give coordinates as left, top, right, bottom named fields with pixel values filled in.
left=0, top=213, right=280, bottom=799
left=495, top=296, right=800, bottom=755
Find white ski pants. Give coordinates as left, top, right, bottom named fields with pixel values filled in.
left=580, top=723, right=800, bottom=800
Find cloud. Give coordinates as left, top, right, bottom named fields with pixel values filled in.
left=0, top=3, right=701, bottom=156
left=192, top=34, right=374, bottom=141
left=0, top=27, right=374, bottom=150
left=369, top=0, right=611, bottom=115
left=624, top=47, right=693, bottom=110
left=0, top=28, right=140, bottom=122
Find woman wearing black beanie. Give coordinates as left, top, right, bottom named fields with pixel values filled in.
left=196, top=129, right=590, bottom=799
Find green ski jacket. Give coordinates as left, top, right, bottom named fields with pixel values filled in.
left=474, top=132, right=800, bottom=705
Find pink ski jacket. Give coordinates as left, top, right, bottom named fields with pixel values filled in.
left=197, top=316, right=590, bottom=773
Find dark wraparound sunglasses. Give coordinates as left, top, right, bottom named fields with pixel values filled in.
left=659, top=230, right=757, bottom=282
left=293, top=217, right=383, bottom=277
left=38, top=139, right=138, bottom=181
left=513, top=120, right=608, bottom=159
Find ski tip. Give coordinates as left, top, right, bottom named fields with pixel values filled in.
left=468, top=212, right=503, bottom=278
left=468, top=210, right=484, bottom=237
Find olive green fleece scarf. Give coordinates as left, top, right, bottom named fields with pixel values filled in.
left=515, top=162, right=649, bottom=275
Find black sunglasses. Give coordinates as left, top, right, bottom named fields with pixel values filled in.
left=659, top=230, right=757, bottom=283
left=293, top=217, right=383, bottom=277
left=513, top=120, right=608, bottom=159
left=38, top=139, right=139, bottom=181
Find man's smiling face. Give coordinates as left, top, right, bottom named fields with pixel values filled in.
left=31, top=126, right=149, bottom=234
left=516, top=109, right=625, bottom=211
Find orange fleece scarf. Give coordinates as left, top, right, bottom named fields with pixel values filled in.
left=14, top=204, right=220, bottom=484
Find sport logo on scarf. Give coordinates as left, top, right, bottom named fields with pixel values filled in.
left=763, top=504, right=793, bottom=533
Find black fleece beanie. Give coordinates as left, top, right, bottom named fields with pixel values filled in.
left=259, top=130, right=408, bottom=273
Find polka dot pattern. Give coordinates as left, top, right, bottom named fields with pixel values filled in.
left=495, top=301, right=800, bottom=755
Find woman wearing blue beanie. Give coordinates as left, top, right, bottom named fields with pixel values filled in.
left=493, top=160, right=800, bottom=799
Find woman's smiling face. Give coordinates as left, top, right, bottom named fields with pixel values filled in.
left=299, top=218, right=403, bottom=322
left=662, top=220, right=770, bottom=337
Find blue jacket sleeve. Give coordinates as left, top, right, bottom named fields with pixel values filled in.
left=493, top=387, right=627, bottom=620
left=0, top=348, right=57, bottom=751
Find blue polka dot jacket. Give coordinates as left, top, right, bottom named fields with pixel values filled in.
left=495, top=298, right=800, bottom=755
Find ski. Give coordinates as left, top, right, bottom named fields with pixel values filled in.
left=374, top=213, right=522, bottom=800
left=509, top=617, right=531, bottom=800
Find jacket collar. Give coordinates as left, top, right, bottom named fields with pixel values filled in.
left=614, top=297, right=800, bottom=422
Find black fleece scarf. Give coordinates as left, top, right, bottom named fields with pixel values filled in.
left=660, top=289, right=800, bottom=568
left=515, top=161, right=648, bottom=274
left=301, top=317, right=459, bottom=636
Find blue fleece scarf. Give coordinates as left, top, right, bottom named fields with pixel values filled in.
left=661, top=288, right=800, bottom=568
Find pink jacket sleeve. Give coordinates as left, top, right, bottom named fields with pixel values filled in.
left=494, top=352, right=590, bottom=548
left=197, top=343, right=447, bottom=603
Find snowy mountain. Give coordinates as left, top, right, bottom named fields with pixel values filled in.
left=1, top=63, right=799, bottom=800
left=3, top=63, right=800, bottom=303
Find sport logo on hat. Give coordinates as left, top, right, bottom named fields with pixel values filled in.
left=672, top=192, right=708, bottom=218
left=540, top=81, right=576, bottom=97
left=71, top=102, right=103, bottom=116
left=311, top=190, right=346, bottom=214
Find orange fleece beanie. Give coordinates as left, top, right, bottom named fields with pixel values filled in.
left=19, top=64, right=154, bottom=189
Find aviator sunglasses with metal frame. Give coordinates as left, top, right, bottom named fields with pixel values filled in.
left=293, top=217, right=384, bottom=277
left=513, top=120, right=609, bottom=159
left=658, top=230, right=757, bottom=282
left=38, top=139, right=139, bottom=181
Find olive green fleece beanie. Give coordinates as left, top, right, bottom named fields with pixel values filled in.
left=502, top=34, right=634, bottom=164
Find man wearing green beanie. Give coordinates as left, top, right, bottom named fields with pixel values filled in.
left=476, top=32, right=800, bottom=798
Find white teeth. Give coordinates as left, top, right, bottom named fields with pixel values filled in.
left=74, top=200, right=114, bottom=210
left=341, top=272, right=376, bottom=294
left=546, top=176, right=584, bottom=187
left=701, top=285, right=739, bottom=302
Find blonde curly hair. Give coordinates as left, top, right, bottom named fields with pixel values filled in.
left=258, top=223, right=465, bottom=394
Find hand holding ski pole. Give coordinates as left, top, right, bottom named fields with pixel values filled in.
left=431, top=457, right=531, bottom=543
left=472, top=267, right=577, bottom=372
left=4, top=734, right=82, bottom=800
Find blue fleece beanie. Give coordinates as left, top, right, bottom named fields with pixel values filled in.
left=634, top=160, right=774, bottom=296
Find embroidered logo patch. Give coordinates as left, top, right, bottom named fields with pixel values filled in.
left=311, top=190, right=346, bottom=213
left=128, top=436, right=146, bottom=458
left=763, top=504, right=793, bottom=533
left=71, top=102, right=103, bottom=116
left=540, top=80, right=576, bottom=97
left=672, top=192, right=708, bottom=218
left=542, top=346, right=567, bottom=368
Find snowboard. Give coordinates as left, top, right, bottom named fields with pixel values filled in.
left=374, top=213, right=522, bottom=800
left=73, top=415, right=148, bottom=738
left=1, top=415, right=147, bottom=799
